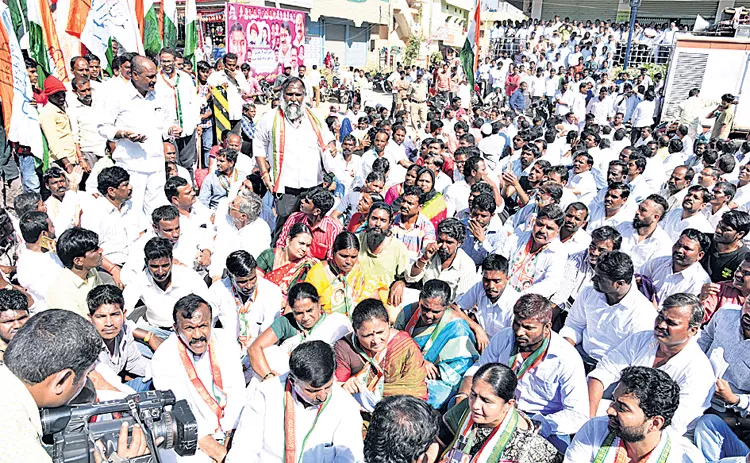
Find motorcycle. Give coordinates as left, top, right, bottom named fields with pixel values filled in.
left=259, top=80, right=274, bottom=104
left=319, top=77, right=330, bottom=102
left=427, top=92, right=449, bottom=114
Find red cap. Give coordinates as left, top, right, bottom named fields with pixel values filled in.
left=43, top=76, right=66, bottom=96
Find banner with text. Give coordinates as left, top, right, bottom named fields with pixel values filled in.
left=225, top=3, right=305, bottom=81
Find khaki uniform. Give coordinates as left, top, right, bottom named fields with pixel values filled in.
left=408, top=79, right=429, bottom=130
left=395, top=78, right=410, bottom=112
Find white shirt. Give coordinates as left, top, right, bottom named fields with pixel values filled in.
left=206, top=70, right=251, bottom=120
left=15, top=248, right=63, bottom=313
left=588, top=330, right=715, bottom=435
left=568, top=171, right=597, bottom=206
left=704, top=204, right=730, bottom=229
left=209, top=277, right=282, bottom=340
left=466, top=330, right=589, bottom=436
left=226, top=378, right=364, bottom=463
left=98, top=83, right=173, bottom=173
left=152, top=332, right=246, bottom=462
left=80, top=196, right=148, bottom=266
left=443, top=180, right=471, bottom=218
left=120, top=230, right=207, bottom=287
left=631, top=99, right=656, bottom=127
left=500, top=232, right=568, bottom=297
left=616, top=223, right=673, bottom=273
left=586, top=97, right=613, bottom=125
left=660, top=208, right=715, bottom=242
left=253, top=110, right=336, bottom=192
left=564, top=417, right=705, bottom=463
left=560, top=285, right=657, bottom=362
left=639, top=257, right=710, bottom=304
left=456, top=283, right=520, bottom=337
left=155, top=70, right=201, bottom=136
left=561, top=228, right=592, bottom=256
left=68, top=96, right=109, bottom=156
left=210, top=216, right=271, bottom=279
left=587, top=202, right=634, bottom=232
left=124, top=265, right=211, bottom=328
left=434, top=171, right=452, bottom=195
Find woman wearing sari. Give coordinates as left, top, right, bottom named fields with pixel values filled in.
left=437, top=363, right=563, bottom=463
left=394, top=279, right=479, bottom=409
left=305, top=231, right=389, bottom=318
left=334, top=299, right=428, bottom=411
left=256, top=222, right=317, bottom=296
left=416, top=167, right=448, bottom=231
left=248, top=282, right=352, bottom=381
left=384, top=164, right=421, bottom=207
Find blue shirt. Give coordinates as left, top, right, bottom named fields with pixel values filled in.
left=509, top=89, right=526, bottom=112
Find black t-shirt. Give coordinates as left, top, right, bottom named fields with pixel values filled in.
left=702, top=244, right=750, bottom=283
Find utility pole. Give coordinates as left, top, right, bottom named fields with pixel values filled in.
left=623, top=0, right=640, bottom=70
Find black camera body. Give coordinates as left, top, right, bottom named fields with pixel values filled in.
left=40, top=390, right=198, bottom=463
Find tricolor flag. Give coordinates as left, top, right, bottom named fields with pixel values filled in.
left=184, top=0, right=198, bottom=67
left=0, top=2, right=45, bottom=160
left=460, top=0, right=481, bottom=89
left=162, top=0, right=177, bottom=48
left=143, top=0, right=161, bottom=55
left=27, top=0, right=69, bottom=83
left=81, top=0, right=144, bottom=68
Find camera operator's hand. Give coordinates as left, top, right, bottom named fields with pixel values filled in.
left=93, top=423, right=150, bottom=463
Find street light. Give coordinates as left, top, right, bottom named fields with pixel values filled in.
left=624, top=0, right=640, bottom=70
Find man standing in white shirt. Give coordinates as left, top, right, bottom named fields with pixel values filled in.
left=459, top=293, right=589, bottom=449
left=639, top=229, right=711, bottom=305
left=98, top=55, right=181, bottom=216
left=152, top=294, right=246, bottom=463
left=207, top=53, right=251, bottom=128
left=156, top=48, right=201, bottom=174
left=226, top=341, right=364, bottom=462
left=42, top=167, right=83, bottom=236
left=254, top=77, right=336, bottom=234
left=586, top=87, right=613, bottom=126
left=560, top=251, right=657, bottom=369
left=565, top=366, right=705, bottom=463
left=586, top=294, right=714, bottom=436
left=68, top=77, right=108, bottom=171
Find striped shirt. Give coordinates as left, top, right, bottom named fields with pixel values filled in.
left=390, top=214, right=436, bottom=264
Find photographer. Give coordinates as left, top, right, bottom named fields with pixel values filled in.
left=0, top=309, right=150, bottom=462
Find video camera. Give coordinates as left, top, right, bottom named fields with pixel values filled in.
left=40, top=390, right=198, bottom=463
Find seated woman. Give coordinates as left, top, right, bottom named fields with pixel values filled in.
left=332, top=171, right=386, bottom=226
left=256, top=222, right=317, bottom=297
left=347, top=192, right=383, bottom=234
left=394, top=279, right=478, bottom=409
left=416, top=167, right=448, bottom=230
left=438, top=363, right=563, bottom=463
left=334, top=299, right=428, bottom=411
left=247, top=282, right=352, bottom=381
left=305, top=231, right=389, bottom=318
left=384, top=164, right=421, bottom=207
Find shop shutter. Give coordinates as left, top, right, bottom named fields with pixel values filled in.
left=541, top=0, right=620, bottom=22
left=662, top=50, right=709, bottom=120
left=636, top=0, right=720, bottom=23
left=324, top=23, right=347, bottom=65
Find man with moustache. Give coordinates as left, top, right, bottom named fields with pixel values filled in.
left=704, top=210, right=750, bottom=283
left=460, top=193, right=508, bottom=266
left=406, top=218, right=476, bottom=303
left=355, top=130, right=391, bottom=190
left=586, top=293, right=714, bottom=436
left=565, top=366, right=705, bottom=463
left=152, top=294, right=246, bottom=463
left=587, top=182, right=633, bottom=231
left=501, top=204, right=568, bottom=297
left=616, top=194, right=672, bottom=273
left=695, top=297, right=750, bottom=462
left=660, top=185, right=715, bottom=242
left=68, top=77, right=108, bottom=172
left=458, top=294, right=589, bottom=451
left=0, top=289, right=29, bottom=361
left=123, top=238, right=210, bottom=339
left=560, top=251, right=656, bottom=370
left=639, top=229, right=711, bottom=305
left=98, top=55, right=182, bottom=216
left=254, top=77, right=336, bottom=234
left=40, top=76, right=87, bottom=173
left=155, top=48, right=201, bottom=174
left=558, top=203, right=591, bottom=255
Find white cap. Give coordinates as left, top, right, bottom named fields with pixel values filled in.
left=481, top=123, right=493, bottom=135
